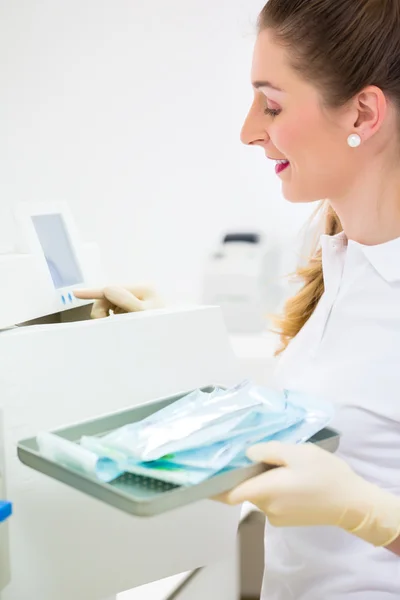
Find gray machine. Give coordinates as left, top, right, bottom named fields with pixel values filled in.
left=202, top=231, right=284, bottom=333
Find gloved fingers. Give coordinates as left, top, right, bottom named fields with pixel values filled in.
left=91, top=299, right=113, bottom=319
left=74, top=286, right=143, bottom=313
left=73, top=288, right=106, bottom=300
left=74, top=285, right=163, bottom=312
left=102, top=286, right=146, bottom=312
left=246, top=441, right=294, bottom=467
left=214, top=444, right=298, bottom=506
left=212, top=491, right=234, bottom=504
left=223, top=468, right=285, bottom=506
left=73, top=288, right=114, bottom=318
left=214, top=443, right=308, bottom=506
left=124, top=284, right=160, bottom=299
left=247, top=441, right=324, bottom=469
left=124, top=286, right=165, bottom=309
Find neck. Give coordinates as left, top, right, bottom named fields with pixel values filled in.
left=330, top=167, right=400, bottom=246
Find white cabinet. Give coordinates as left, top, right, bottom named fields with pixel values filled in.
left=1, top=307, right=242, bottom=600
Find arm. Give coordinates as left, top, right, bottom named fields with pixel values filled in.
left=221, top=442, right=400, bottom=553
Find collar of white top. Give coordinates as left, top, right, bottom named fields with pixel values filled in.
left=321, top=231, right=400, bottom=283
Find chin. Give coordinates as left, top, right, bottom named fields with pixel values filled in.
left=281, top=184, right=321, bottom=204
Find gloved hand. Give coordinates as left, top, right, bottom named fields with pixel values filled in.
left=221, top=441, right=400, bottom=547
left=73, top=284, right=164, bottom=319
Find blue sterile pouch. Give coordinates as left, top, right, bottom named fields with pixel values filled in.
left=76, top=382, right=333, bottom=486
left=37, top=381, right=333, bottom=486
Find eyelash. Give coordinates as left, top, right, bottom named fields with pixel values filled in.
left=264, top=107, right=281, bottom=117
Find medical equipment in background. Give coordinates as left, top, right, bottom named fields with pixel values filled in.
left=0, top=203, right=103, bottom=330
left=202, top=231, right=284, bottom=334
left=1, top=202, right=242, bottom=600
left=0, top=407, right=11, bottom=594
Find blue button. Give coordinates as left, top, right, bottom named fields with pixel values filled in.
left=68, top=293, right=73, bottom=303
left=61, top=295, right=66, bottom=305
left=0, top=501, right=12, bottom=523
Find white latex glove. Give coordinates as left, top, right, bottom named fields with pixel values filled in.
left=221, top=441, right=400, bottom=547
left=73, top=285, right=164, bottom=319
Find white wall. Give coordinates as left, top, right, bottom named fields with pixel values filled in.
left=0, top=0, right=314, bottom=304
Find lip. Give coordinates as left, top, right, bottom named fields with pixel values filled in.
left=275, top=161, right=290, bottom=175
left=266, top=155, right=290, bottom=175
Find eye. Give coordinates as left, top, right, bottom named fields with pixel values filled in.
left=264, top=106, right=281, bottom=117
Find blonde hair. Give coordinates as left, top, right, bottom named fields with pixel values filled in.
left=274, top=202, right=343, bottom=355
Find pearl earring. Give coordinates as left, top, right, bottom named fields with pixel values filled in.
left=347, top=133, right=361, bottom=148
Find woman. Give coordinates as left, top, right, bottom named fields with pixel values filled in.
left=75, top=0, right=400, bottom=597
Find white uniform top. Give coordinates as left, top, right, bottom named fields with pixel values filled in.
left=261, top=232, right=400, bottom=600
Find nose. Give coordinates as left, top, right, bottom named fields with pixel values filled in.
left=240, top=99, right=268, bottom=146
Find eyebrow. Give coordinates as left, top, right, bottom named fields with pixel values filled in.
left=252, top=80, right=283, bottom=92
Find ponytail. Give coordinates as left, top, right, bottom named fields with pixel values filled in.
left=274, top=202, right=343, bottom=355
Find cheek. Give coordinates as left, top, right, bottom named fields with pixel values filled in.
left=271, top=109, right=339, bottom=162
left=272, top=127, right=299, bottom=158
left=271, top=109, right=352, bottom=202
left=268, top=108, right=314, bottom=155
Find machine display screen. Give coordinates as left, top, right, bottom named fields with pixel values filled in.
left=31, top=214, right=84, bottom=289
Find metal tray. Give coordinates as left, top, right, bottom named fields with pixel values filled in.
left=17, top=386, right=340, bottom=517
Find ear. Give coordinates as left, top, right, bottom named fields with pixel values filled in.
left=351, top=85, right=387, bottom=141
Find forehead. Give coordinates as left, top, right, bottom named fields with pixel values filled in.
left=251, top=28, right=322, bottom=105
left=251, top=29, right=290, bottom=85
